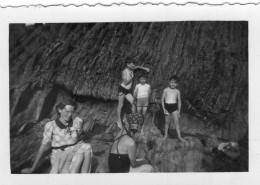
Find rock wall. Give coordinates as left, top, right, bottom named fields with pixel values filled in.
left=9, top=22, right=248, bottom=172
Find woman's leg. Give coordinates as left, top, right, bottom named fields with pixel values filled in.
left=50, top=153, right=61, bottom=174
left=80, top=147, right=92, bottom=173
left=69, top=154, right=84, bottom=173
left=69, top=143, right=92, bottom=173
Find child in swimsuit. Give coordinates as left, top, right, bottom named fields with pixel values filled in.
left=161, top=75, right=185, bottom=142
left=116, top=58, right=150, bottom=130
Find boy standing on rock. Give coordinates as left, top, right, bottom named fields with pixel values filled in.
left=133, top=73, right=151, bottom=117
left=161, top=75, right=185, bottom=142
left=117, top=58, right=150, bottom=130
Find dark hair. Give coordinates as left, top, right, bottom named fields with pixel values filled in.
left=125, top=57, right=136, bottom=65
left=169, top=75, right=180, bottom=83
left=139, top=72, right=148, bottom=79
left=56, top=99, right=77, bottom=114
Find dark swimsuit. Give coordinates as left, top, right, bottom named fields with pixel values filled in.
left=108, top=132, right=130, bottom=173
left=118, top=85, right=131, bottom=95
left=165, top=103, right=178, bottom=114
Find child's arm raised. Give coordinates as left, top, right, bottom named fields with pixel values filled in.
left=134, top=65, right=150, bottom=73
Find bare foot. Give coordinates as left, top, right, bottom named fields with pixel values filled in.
left=178, top=137, right=186, bottom=142
left=162, top=135, right=168, bottom=140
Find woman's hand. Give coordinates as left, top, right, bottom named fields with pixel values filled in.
left=21, top=167, right=34, bottom=174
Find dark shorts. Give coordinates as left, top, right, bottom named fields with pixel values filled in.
left=136, top=97, right=149, bottom=107
left=118, top=86, right=131, bottom=95
left=165, top=103, right=178, bottom=114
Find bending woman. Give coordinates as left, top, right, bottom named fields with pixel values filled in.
left=21, top=99, right=92, bottom=174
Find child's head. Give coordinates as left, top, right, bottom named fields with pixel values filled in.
left=168, top=75, right=179, bottom=89
left=125, top=57, right=136, bottom=70
left=139, top=73, right=148, bottom=85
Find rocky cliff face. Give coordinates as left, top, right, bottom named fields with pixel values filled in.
left=9, top=22, right=248, bottom=173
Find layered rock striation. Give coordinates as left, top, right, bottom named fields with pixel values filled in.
left=9, top=22, right=248, bottom=172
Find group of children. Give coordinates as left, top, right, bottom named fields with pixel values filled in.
left=117, top=59, right=186, bottom=142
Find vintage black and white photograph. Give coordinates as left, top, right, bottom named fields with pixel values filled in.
left=9, top=21, right=248, bottom=174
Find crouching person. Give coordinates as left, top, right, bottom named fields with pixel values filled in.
left=108, top=113, right=153, bottom=173
left=21, top=99, right=92, bottom=174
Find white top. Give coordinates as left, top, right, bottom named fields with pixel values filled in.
left=120, top=68, right=134, bottom=90
left=134, top=83, right=151, bottom=98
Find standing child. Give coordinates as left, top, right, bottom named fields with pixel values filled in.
left=116, top=59, right=150, bottom=130
left=161, top=75, right=185, bottom=142
left=133, top=73, right=151, bottom=117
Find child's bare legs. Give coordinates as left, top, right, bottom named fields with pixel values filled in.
left=172, top=111, right=185, bottom=142
left=125, top=94, right=136, bottom=114
left=137, top=107, right=142, bottom=114
left=117, top=93, right=125, bottom=129
left=163, top=115, right=170, bottom=140
left=142, top=107, right=148, bottom=116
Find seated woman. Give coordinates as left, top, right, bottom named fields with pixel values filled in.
left=108, top=113, right=153, bottom=173
left=21, top=99, right=92, bottom=174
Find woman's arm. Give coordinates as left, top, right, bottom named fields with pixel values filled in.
left=21, top=121, right=53, bottom=173
left=128, top=139, right=137, bottom=168
left=21, top=143, right=49, bottom=173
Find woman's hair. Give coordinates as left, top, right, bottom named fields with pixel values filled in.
left=56, top=99, right=77, bottom=114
